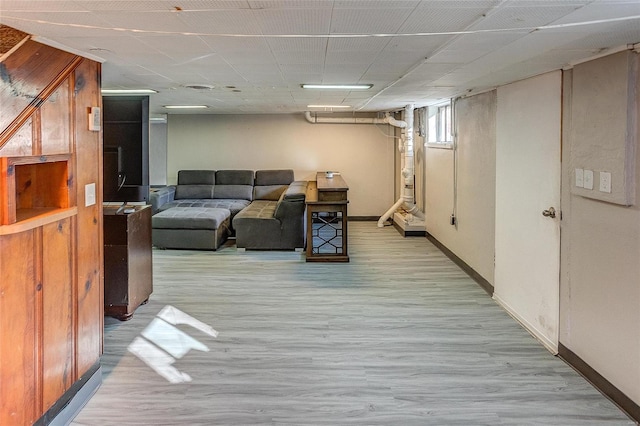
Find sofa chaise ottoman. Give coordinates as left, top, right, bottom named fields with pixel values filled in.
left=152, top=207, right=231, bottom=250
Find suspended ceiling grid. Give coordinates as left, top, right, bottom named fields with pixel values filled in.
left=1, top=0, right=639, bottom=114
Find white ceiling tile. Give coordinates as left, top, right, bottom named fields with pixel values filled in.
left=175, top=9, right=262, bottom=34
left=2, top=0, right=639, bottom=113
left=330, top=8, right=414, bottom=34
left=255, top=8, right=332, bottom=34
left=399, top=3, right=495, bottom=33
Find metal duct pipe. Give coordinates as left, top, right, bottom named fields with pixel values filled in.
left=304, top=111, right=388, bottom=125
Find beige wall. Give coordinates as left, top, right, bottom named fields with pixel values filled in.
left=560, top=53, right=640, bottom=405
left=425, top=91, right=497, bottom=284
left=167, top=113, right=395, bottom=217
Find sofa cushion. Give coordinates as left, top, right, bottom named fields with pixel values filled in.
left=253, top=169, right=294, bottom=201
left=255, top=169, right=294, bottom=186
left=254, top=185, right=287, bottom=201
left=213, top=170, right=254, bottom=201
left=233, top=200, right=278, bottom=222
left=214, top=184, right=253, bottom=201
left=160, top=199, right=251, bottom=217
left=215, top=170, right=253, bottom=185
left=175, top=184, right=214, bottom=199
left=177, top=170, right=215, bottom=185
left=152, top=207, right=230, bottom=230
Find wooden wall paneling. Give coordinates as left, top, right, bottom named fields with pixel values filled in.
left=41, top=218, right=74, bottom=412
left=0, top=117, right=33, bottom=157
left=0, top=156, right=17, bottom=225
left=41, top=80, right=71, bottom=155
left=0, top=40, right=77, bottom=143
left=32, top=106, right=42, bottom=156
left=72, top=59, right=103, bottom=374
left=0, top=230, right=38, bottom=425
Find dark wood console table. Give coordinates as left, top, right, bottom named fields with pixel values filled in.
left=103, top=204, right=153, bottom=320
left=305, top=172, right=349, bottom=262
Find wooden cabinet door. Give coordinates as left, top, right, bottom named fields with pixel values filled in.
left=42, top=218, right=74, bottom=411
left=0, top=230, right=38, bottom=425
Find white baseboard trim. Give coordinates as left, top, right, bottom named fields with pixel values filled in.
left=493, top=293, right=559, bottom=355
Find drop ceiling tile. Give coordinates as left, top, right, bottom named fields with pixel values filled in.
left=550, top=1, right=640, bottom=24
left=330, top=8, right=414, bottom=33
left=398, top=4, right=494, bottom=33
left=327, top=37, right=391, bottom=52
left=1, top=1, right=78, bottom=11
left=97, top=10, right=193, bottom=33
left=176, top=9, right=262, bottom=34
left=1, top=11, right=116, bottom=37
left=248, top=0, right=332, bottom=8
left=255, top=8, right=332, bottom=34
left=325, top=50, right=382, bottom=65
left=266, top=37, right=327, bottom=52
left=135, top=35, right=213, bottom=62
left=334, top=1, right=420, bottom=9
left=218, top=51, right=276, bottom=65
left=469, top=3, right=585, bottom=31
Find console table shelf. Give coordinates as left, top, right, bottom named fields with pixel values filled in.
left=305, top=172, right=349, bottom=262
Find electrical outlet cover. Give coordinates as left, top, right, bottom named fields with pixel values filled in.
left=583, top=169, right=594, bottom=190
left=599, top=171, right=612, bottom=193
left=575, top=168, right=584, bottom=188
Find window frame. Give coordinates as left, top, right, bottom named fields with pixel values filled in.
left=426, top=103, right=454, bottom=149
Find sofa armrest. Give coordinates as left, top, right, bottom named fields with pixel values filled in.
left=149, top=186, right=176, bottom=214
left=274, top=181, right=308, bottom=221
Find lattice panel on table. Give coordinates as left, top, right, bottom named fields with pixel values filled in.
left=311, top=211, right=344, bottom=255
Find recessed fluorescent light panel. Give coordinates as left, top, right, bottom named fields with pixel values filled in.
left=307, top=105, right=351, bottom=109
left=101, top=89, right=158, bottom=94
left=163, top=105, right=209, bottom=109
left=301, top=84, right=372, bottom=90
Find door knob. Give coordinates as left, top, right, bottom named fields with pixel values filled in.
left=542, top=207, right=556, bottom=218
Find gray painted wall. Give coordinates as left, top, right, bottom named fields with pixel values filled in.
left=560, top=52, right=640, bottom=405
left=166, top=113, right=395, bottom=217
left=150, top=121, right=168, bottom=186
left=425, top=91, right=497, bottom=284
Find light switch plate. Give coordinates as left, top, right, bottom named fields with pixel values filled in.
left=599, top=171, right=612, bottom=193
left=583, top=169, right=594, bottom=190
left=85, top=183, right=96, bottom=207
left=575, top=168, right=584, bottom=188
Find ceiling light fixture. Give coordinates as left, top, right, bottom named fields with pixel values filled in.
left=163, top=105, right=209, bottom=109
left=301, top=84, right=372, bottom=90
left=307, top=105, right=352, bottom=108
left=101, top=89, right=158, bottom=94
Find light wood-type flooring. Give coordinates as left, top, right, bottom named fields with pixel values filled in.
left=71, top=222, right=635, bottom=425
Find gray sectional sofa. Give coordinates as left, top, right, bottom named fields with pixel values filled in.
left=150, top=169, right=308, bottom=251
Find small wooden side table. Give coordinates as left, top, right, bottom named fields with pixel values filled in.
left=305, top=172, right=349, bottom=262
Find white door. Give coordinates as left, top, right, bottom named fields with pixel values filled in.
left=494, top=71, right=562, bottom=353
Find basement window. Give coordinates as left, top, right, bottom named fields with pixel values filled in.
left=426, top=103, right=453, bottom=148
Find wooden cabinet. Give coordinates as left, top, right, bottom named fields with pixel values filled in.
left=104, top=205, right=153, bottom=320
left=305, top=172, right=350, bottom=262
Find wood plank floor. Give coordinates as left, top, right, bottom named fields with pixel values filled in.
left=71, top=222, right=634, bottom=425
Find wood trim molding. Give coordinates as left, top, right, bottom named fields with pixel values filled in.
left=426, top=232, right=494, bottom=296
left=33, top=361, right=101, bottom=426
left=558, top=343, right=639, bottom=423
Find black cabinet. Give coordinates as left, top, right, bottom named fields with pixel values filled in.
left=102, top=95, right=150, bottom=203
